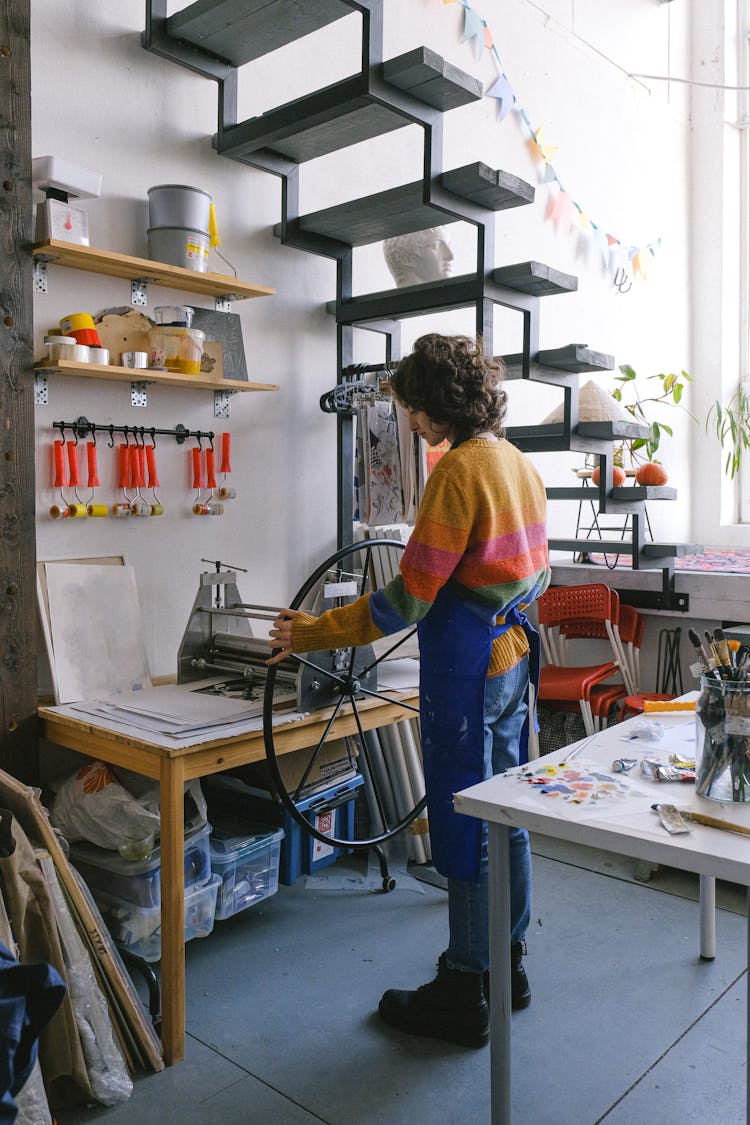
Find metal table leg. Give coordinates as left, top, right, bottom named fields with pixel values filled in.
left=699, top=874, right=716, bottom=960
left=488, top=822, right=512, bottom=1124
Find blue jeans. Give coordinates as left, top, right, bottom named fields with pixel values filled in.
left=446, top=656, right=531, bottom=973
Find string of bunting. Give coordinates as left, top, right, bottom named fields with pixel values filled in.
left=441, top=0, right=661, bottom=284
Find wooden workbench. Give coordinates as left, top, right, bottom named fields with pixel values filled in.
left=39, top=693, right=419, bottom=1065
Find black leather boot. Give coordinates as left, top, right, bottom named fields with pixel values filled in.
left=378, top=953, right=489, bottom=1047
left=483, top=940, right=531, bottom=1011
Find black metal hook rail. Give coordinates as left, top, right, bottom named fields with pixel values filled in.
left=52, top=416, right=215, bottom=447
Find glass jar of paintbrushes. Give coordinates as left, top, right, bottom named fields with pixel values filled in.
left=695, top=647, right=750, bottom=802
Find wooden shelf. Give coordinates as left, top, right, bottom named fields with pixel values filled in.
left=35, top=360, right=278, bottom=393
left=32, top=240, right=275, bottom=302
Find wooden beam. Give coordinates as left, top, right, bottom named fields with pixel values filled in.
left=0, top=0, right=36, bottom=782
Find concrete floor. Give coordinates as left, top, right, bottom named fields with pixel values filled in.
left=56, top=837, right=748, bottom=1125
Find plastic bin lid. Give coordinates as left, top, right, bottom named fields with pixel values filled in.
left=209, top=821, right=284, bottom=862
left=69, top=819, right=211, bottom=876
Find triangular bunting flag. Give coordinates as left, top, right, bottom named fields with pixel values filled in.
left=461, top=8, right=485, bottom=60
left=485, top=74, right=515, bottom=122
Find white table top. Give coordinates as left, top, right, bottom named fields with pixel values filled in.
left=454, top=702, right=750, bottom=888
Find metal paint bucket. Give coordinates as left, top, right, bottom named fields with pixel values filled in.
left=147, top=184, right=212, bottom=232
left=148, top=226, right=210, bottom=273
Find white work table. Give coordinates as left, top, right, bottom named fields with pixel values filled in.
left=454, top=705, right=750, bottom=1125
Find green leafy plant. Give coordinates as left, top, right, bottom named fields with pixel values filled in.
left=612, top=363, right=695, bottom=467
left=705, top=382, right=750, bottom=479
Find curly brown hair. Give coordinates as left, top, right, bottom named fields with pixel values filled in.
left=391, top=334, right=507, bottom=443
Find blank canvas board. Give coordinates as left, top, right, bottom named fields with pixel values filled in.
left=43, top=563, right=151, bottom=703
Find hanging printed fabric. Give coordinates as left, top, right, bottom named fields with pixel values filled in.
left=366, top=399, right=403, bottom=525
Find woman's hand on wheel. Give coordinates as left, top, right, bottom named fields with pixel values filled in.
left=267, top=609, right=301, bottom=665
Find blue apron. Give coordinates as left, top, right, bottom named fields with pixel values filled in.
left=417, top=584, right=540, bottom=881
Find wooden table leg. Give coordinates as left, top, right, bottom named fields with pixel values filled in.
left=159, top=757, right=185, bottom=1065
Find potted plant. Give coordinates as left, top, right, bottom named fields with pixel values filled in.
left=611, top=363, right=695, bottom=482
left=705, top=381, right=750, bottom=478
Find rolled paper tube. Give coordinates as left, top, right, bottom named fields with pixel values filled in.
left=86, top=441, right=100, bottom=488
left=191, top=447, right=203, bottom=489
left=218, top=486, right=236, bottom=500
left=87, top=504, right=108, bottom=517
left=53, top=440, right=66, bottom=487
left=66, top=503, right=87, bottom=518
left=205, top=448, right=217, bottom=488
left=149, top=503, right=164, bottom=516
left=111, top=503, right=132, bottom=517
left=220, top=431, right=231, bottom=474
left=66, top=440, right=81, bottom=487
left=49, top=504, right=67, bottom=519
left=145, top=446, right=160, bottom=488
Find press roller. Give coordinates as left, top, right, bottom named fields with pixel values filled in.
left=177, top=565, right=378, bottom=712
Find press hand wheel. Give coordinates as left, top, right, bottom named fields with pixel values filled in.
left=263, top=539, right=425, bottom=854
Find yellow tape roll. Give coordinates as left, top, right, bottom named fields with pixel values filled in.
left=67, top=503, right=87, bottom=518
left=87, top=504, right=108, bottom=517
left=150, top=503, right=164, bottom=516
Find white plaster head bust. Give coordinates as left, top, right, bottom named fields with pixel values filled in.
left=382, top=226, right=454, bottom=287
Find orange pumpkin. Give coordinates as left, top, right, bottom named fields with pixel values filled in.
left=591, top=465, right=626, bottom=486
left=635, top=462, right=668, bottom=486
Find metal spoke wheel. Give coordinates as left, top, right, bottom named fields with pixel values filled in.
left=263, top=539, right=425, bottom=890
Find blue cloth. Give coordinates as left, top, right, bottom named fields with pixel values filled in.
left=0, top=943, right=66, bottom=1123
left=417, top=586, right=539, bottom=880
left=446, top=657, right=531, bottom=972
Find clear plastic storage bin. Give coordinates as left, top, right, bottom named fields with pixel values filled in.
left=69, top=822, right=212, bottom=908
left=210, top=823, right=284, bottom=920
left=93, top=873, right=221, bottom=962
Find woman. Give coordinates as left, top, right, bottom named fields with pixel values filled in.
left=269, top=333, right=550, bottom=1048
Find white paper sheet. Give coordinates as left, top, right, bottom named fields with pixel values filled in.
left=44, top=564, right=151, bottom=703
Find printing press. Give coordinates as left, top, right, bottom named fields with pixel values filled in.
left=177, top=563, right=378, bottom=714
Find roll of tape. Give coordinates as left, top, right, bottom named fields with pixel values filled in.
left=67, top=502, right=87, bottom=518
left=112, top=503, right=132, bottom=518
left=120, top=351, right=149, bottom=369
left=218, top=487, right=236, bottom=500
left=207, top=504, right=225, bottom=515
left=87, top=504, right=108, bottom=517
left=192, top=502, right=208, bottom=515
left=150, top=503, right=165, bottom=516
left=49, top=504, right=67, bottom=519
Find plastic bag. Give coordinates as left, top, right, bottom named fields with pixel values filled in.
left=50, top=762, right=160, bottom=851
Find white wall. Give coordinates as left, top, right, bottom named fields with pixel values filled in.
left=31, top=0, right=695, bottom=682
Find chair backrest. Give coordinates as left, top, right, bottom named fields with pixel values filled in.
left=538, top=584, right=632, bottom=687
left=537, top=584, right=617, bottom=629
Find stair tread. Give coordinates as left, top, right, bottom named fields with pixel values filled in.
left=167, top=0, right=350, bottom=67
left=327, top=274, right=485, bottom=322
left=508, top=420, right=649, bottom=441
left=287, top=166, right=532, bottom=246
left=492, top=261, right=578, bottom=296
left=546, top=486, right=677, bottom=501
left=219, top=78, right=407, bottom=163
left=441, top=162, right=534, bottom=211
left=382, top=46, right=482, bottom=110
left=502, top=345, right=614, bottom=374
left=643, top=542, right=702, bottom=557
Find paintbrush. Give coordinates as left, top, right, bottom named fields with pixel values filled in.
left=713, top=627, right=733, bottom=674
left=687, top=627, right=720, bottom=679
left=652, top=803, right=750, bottom=838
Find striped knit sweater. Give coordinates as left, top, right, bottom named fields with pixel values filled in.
left=291, top=437, right=551, bottom=675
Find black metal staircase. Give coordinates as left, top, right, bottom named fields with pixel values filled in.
left=142, top=0, right=690, bottom=605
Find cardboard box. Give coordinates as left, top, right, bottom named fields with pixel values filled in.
left=228, top=737, right=358, bottom=799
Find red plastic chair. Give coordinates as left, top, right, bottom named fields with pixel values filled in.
left=537, top=584, right=626, bottom=735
